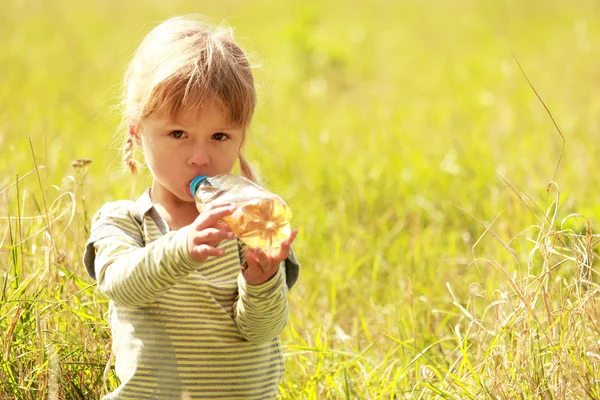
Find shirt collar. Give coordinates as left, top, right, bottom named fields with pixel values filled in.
left=133, top=188, right=169, bottom=235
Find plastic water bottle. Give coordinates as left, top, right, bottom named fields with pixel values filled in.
left=190, top=174, right=292, bottom=249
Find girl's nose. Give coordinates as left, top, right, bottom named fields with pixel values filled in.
left=188, top=147, right=209, bottom=167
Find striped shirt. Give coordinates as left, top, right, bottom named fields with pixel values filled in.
left=83, top=189, right=300, bottom=400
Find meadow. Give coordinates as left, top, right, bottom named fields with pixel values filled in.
left=1, top=0, right=599, bottom=398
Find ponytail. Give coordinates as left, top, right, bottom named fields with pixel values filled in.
left=123, top=136, right=140, bottom=175
left=238, top=153, right=262, bottom=186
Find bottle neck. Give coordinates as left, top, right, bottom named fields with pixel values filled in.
left=190, top=175, right=209, bottom=195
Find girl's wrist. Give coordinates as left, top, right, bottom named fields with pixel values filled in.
left=240, top=266, right=283, bottom=293
left=243, top=269, right=278, bottom=286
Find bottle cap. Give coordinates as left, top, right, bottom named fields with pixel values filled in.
left=190, top=176, right=208, bottom=196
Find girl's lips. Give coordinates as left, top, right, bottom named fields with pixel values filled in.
left=185, top=183, right=193, bottom=197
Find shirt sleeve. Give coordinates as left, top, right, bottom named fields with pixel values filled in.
left=233, top=265, right=289, bottom=345
left=83, top=201, right=204, bottom=308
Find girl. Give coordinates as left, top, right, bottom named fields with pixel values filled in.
left=83, top=15, right=300, bottom=400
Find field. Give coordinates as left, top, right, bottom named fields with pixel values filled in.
left=1, top=0, right=600, bottom=398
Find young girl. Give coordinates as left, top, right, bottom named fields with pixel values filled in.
left=83, top=15, right=299, bottom=400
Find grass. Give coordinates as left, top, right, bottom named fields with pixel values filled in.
left=1, top=0, right=600, bottom=398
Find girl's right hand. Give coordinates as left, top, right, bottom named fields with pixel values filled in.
left=186, top=203, right=237, bottom=262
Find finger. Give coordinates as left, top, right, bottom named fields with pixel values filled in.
left=203, top=202, right=236, bottom=211
left=188, top=244, right=226, bottom=262
left=196, top=205, right=237, bottom=229
left=244, top=249, right=260, bottom=269
left=193, top=244, right=227, bottom=260
left=284, top=229, right=299, bottom=246
left=270, top=229, right=298, bottom=261
left=206, top=203, right=238, bottom=214
left=254, top=247, right=273, bottom=270
left=215, top=221, right=233, bottom=233
left=193, top=227, right=234, bottom=245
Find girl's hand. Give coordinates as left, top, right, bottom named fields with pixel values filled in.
left=187, top=203, right=237, bottom=262
left=242, top=230, right=298, bottom=286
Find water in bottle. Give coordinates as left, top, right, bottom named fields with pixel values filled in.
left=190, top=174, right=292, bottom=249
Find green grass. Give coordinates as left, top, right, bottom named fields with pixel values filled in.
left=1, top=0, right=600, bottom=398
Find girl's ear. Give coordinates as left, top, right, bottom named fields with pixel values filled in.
left=129, top=123, right=141, bottom=146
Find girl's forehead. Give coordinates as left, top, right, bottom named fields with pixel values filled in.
left=158, top=102, right=240, bottom=129
left=179, top=105, right=229, bottom=124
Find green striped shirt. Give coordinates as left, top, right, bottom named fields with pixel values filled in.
left=83, top=190, right=299, bottom=400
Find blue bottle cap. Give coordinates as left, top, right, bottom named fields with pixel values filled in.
left=190, top=176, right=208, bottom=196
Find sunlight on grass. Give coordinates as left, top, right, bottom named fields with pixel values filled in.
left=1, top=0, right=599, bottom=398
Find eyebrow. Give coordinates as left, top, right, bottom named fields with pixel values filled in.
left=167, top=122, right=242, bottom=131
left=165, top=123, right=241, bottom=131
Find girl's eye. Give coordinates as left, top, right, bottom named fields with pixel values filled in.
left=212, top=133, right=229, bottom=141
left=169, top=130, right=187, bottom=139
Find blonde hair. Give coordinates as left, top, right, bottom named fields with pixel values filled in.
left=120, top=15, right=260, bottom=183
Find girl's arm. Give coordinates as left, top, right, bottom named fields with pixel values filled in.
left=84, top=201, right=234, bottom=308
left=232, top=238, right=299, bottom=345
left=233, top=265, right=289, bottom=344
left=91, top=228, right=201, bottom=308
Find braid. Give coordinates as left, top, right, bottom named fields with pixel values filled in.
left=238, top=154, right=261, bottom=186
left=124, top=136, right=139, bottom=175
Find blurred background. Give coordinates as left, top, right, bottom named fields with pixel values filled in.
left=1, top=0, right=599, bottom=398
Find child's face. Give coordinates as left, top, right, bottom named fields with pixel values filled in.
left=132, top=100, right=244, bottom=204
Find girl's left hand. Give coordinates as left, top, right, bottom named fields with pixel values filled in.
left=242, top=230, right=298, bottom=286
